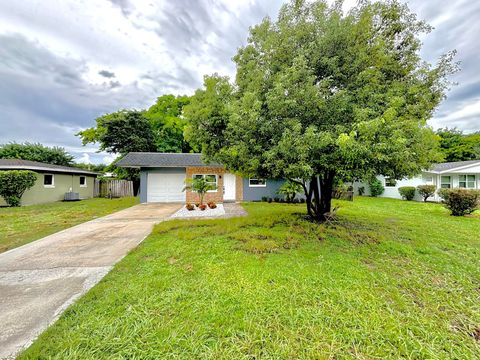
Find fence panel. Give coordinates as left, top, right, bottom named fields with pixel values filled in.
left=94, top=179, right=134, bottom=198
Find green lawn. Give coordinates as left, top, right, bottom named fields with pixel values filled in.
left=0, top=197, right=139, bottom=253
left=20, top=198, right=480, bottom=359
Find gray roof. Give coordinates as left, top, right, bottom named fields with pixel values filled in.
left=429, top=160, right=480, bottom=173
left=116, top=152, right=223, bottom=168
left=0, top=159, right=98, bottom=175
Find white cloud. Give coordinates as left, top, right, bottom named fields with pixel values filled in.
left=0, top=0, right=479, bottom=165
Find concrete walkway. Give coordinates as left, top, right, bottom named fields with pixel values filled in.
left=0, top=203, right=180, bottom=359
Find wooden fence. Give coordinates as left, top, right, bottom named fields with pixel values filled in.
left=94, top=179, right=134, bottom=198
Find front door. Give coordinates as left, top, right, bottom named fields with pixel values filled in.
left=224, top=173, right=236, bottom=201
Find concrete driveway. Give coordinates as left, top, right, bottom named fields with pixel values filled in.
left=0, top=203, right=180, bottom=359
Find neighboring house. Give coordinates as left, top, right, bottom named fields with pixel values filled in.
left=0, top=159, right=98, bottom=206
left=116, top=152, right=285, bottom=203
left=355, top=160, right=480, bottom=201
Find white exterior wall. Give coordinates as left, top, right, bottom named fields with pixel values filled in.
left=354, top=164, right=480, bottom=202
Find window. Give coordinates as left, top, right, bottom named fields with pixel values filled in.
left=384, top=176, right=397, bottom=187
left=249, top=178, right=267, bottom=187
left=441, top=176, right=451, bottom=189
left=424, top=175, right=434, bottom=185
left=43, top=174, right=54, bottom=187
left=459, top=174, right=476, bottom=188
left=79, top=176, right=87, bottom=187
left=193, top=174, right=217, bottom=192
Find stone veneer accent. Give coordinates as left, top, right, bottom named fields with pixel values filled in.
left=235, top=175, right=243, bottom=201
left=185, top=166, right=225, bottom=204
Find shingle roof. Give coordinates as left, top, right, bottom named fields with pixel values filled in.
left=116, top=152, right=223, bottom=168
left=0, top=159, right=98, bottom=175
left=429, top=160, right=480, bottom=173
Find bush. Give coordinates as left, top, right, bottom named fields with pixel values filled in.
left=358, top=186, right=365, bottom=196
left=185, top=203, right=195, bottom=211
left=277, top=180, right=302, bottom=203
left=199, top=204, right=207, bottom=211
left=369, top=179, right=384, bottom=197
left=274, top=197, right=280, bottom=203
left=267, top=198, right=273, bottom=203
left=398, top=186, right=416, bottom=201
left=207, top=201, right=217, bottom=209
left=261, top=196, right=268, bottom=202
left=438, top=188, right=480, bottom=216
left=0, top=170, right=37, bottom=206
left=417, top=184, right=436, bottom=202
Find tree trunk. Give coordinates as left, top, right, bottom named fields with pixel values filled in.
left=302, top=171, right=335, bottom=222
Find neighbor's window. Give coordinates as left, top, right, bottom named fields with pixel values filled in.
left=79, top=176, right=87, bottom=187
left=384, top=176, right=397, bottom=187
left=193, top=174, right=217, bottom=192
left=459, top=174, right=475, bottom=188
left=249, top=178, right=267, bottom=187
left=424, top=175, right=434, bottom=185
left=43, top=174, right=54, bottom=187
left=440, top=176, right=451, bottom=188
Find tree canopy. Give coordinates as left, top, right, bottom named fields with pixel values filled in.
left=77, top=110, right=156, bottom=154
left=0, top=142, right=74, bottom=166
left=144, top=94, right=192, bottom=153
left=436, top=128, right=480, bottom=162
left=185, top=0, right=456, bottom=221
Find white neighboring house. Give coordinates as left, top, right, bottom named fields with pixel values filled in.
left=354, top=160, right=480, bottom=202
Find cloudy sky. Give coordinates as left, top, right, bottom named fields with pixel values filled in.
left=0, top=0, right=479, bottom=164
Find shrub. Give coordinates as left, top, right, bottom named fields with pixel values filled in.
left=274, top=197, right=280, bottom=203
left=369, top=179, right=384, bottom=197
left=398, top=186, right=416, bottom=201
left=267, top=198, right=273, bottom=203
left=438, top=188, right=480, bottom=216
left=199, top=204, right=207, bottom=211
left=417, top=184, right=436, bottom=202
left=185, top=203, right=195, bottom=211
left=261, top=196, right=268, bottom=202
left=277, top=180, right=302, bottom=203
left=207, top=201, right=217, bottom=209
left=358, top=186, right=365, bottom=196
left=0, top=170, right=37, bottom=207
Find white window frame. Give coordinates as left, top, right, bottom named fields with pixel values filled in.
left=440, top=175, right=451, bottom=189
left=459, top=174, right=476, bottom=189
left=79, top=176, right=87, bottom=187
left=424, top=175, right=434, bottom=185
left=43, top=174, right=55, bottom=188
left=193, top=174, right=218, bottom=192
left=249, top=178, right=267, bottom=187
left=384, top=176, right=397, bottom=188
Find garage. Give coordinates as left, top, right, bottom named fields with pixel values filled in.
left=147, top=171, right=185, bottom=202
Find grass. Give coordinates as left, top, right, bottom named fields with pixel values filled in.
left=0, top=197, right=139, bottom=253
left=20, top=197, right=480, bottom=359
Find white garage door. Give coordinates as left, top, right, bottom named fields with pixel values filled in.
left=147, top=172, right=185, bottom=202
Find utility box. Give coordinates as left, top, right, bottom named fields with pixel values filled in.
left=64, top=192, right=80, bottom=201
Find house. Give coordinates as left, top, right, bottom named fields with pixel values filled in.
left=354, top=160, right=480, bottom=201
left=0, top=159, right=98, bottom=206
left=116, top=152, right=285, bottom=203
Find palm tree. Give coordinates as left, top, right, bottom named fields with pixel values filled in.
left=183, top=177, right=217, bottom=205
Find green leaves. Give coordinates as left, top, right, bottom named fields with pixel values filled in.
left=0, top=170, right=37, bottom=206
left=0, top=142, right=74, bottom=166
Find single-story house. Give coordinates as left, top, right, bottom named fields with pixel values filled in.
left=116, top=152, right=285, bottom=203
left=354, top=160, right=480, bottom=201
left=0, top=159, right=98, bottom=206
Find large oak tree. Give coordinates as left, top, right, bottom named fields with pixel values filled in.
left=185, top=0, right=456, bottom=221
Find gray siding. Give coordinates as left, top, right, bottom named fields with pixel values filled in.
left=139, top=169, right=148, bottom=203
left=242, top=178, right=285, bottom=201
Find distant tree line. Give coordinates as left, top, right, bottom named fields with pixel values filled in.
left=436, top=128, right=480, bottom=162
